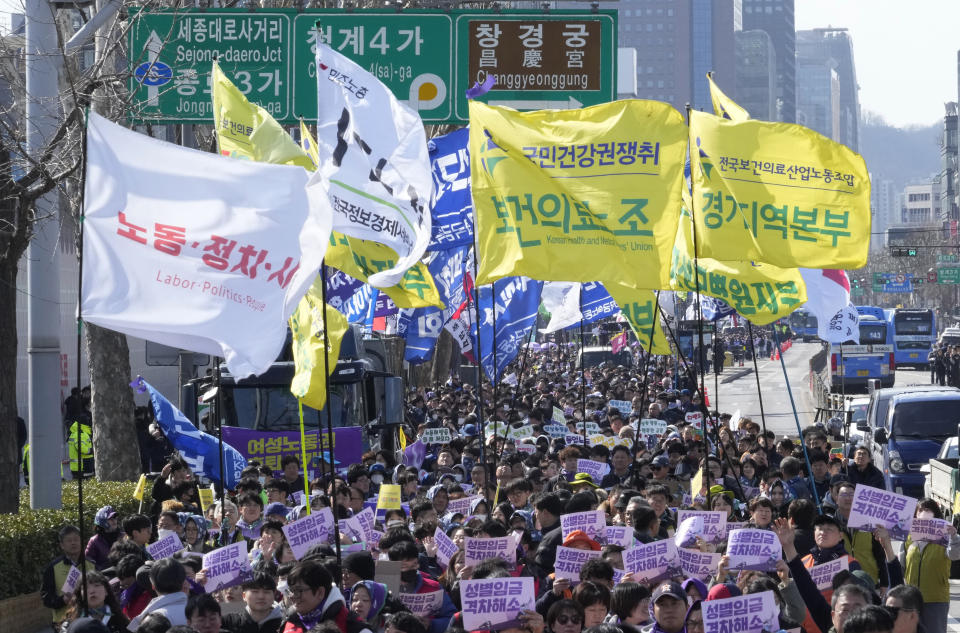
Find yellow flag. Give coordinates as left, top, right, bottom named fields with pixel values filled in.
left=690, top=468, right=704, bottom=498
left=689, top=110, right=870, bottom=269
left=299, top=119, right=320, bottom=168
left=132, top=474, right=147, bottom=501
left=289, top=277, right=350, bottom=411
left=671, top=191, right=807, bottom=325
left=469, top=100, right=686, bottom=289
left=198, top=487, right=214, bottom=511
left=296, top=122, right=442, bottom=309
left=605, top=285, right=672, bottom=355
left=707, top=73, right=750, bottom=122
left=212, top=62, right=314, bottom=170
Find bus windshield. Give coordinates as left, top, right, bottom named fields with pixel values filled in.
left=859, top=323, right=887, bottom=344
left=894, top=314, right=932, bottom=335
left=220, top=383, right=360, bottom=431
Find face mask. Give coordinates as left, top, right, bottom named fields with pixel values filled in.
left=917, top=510, right=935, bottom=520
left=454, top=474, right=463, bottom=483
left=400, top=569, right=420, bottom=584
left=474, top=514, right=487, bottom=522
left=157, top=528, right=177, bottom=541
left=371, top=474, right=384, bottom=485
left=387, top=520, right=405, bottom=529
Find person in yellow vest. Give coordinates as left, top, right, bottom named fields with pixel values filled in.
left=898, top=498, right=960, bottom=633
left=40, top=525, right=96, bottom=628
left=68, top=420, right=94, bottom=478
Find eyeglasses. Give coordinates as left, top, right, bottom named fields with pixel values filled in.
left=884, top=606, right=916, bottom=620
left=554, top=615, right=583, bottom=626
left=285, top=585, right=313, bottom=597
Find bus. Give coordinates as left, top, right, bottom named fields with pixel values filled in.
left=890, top=308, right=936, bottom=369
left=829, top=314, right=895, bottom=391
left=789, top=309, right=818, bottom=342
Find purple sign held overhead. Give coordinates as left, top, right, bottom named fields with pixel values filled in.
left=146, top=533, right=184, bottom=560
left=202, top=542, right=252, bottom=592
left=678, top=547, right=721, bottom=581
left=434, top=526, right=459, bottom=569
left=461, top=578, right=535, bottom=631
left=282, top=508, right=334, bottom=560
left=909, top=517, right=952, bottom=546
left=623, top=540, right=682, bottom=584
left=222, top=426, right=362, bottom=475
left=553, top=546, right=602, bottom=582
left=847, top=485, right=917, bottom=540
left=464, top=536, right=515, bottom=568
left=726, top=529, right=781, bottom=572
left=703, top=591, right=780, bottom=633
left=560, top=510, right=606, bottom=544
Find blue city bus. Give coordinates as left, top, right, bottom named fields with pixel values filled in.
left=890, top=308, right=936, bottom=369
left=789, top=309, right=818, bottom=341
left=829, top=314, right=894, bottom=391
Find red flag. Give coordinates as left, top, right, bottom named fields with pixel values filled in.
left=611, top=331, right=627, bottom=355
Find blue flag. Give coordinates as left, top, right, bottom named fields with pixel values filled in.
left=397, top=246, right=469, bottom=363
left=132, top=377, right=247, bottom=489
left=472, top=277, right=543, bottom=382
left=326, top=269, right=377, bottom=324
left=427, top=128, right=474, bottom=251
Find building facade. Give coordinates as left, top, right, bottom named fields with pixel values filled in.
left=796, top=28, right=860, bottom=151
left=734, top=29, right=776, bottom=120
left=740, top=0, right=794, bottom=122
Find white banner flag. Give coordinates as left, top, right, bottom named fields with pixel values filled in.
left=308, top=43, right=432, bottom=288
left=81, top=113, right=330, bottom=377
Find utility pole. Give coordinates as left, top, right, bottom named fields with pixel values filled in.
left=25, top=0, right=65, bottom=509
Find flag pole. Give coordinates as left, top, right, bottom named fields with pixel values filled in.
left=75, top=107, right=90, bottom=614
left=746, top=321, right=769, bottom=439
left=686, top=103, right=710, bottom=509
left=632, top=290, right=662, bottom=451
left=319, top=263, right=342, bottom=564
left=296, top=399, right=311, bottom=515
left=214, top=357, right=226, bottom=541
left=773, top=327, right=822, bottom=510
left=469, top=251, right=490, bottom=480
left=509, top=325, right=536, bottom=411
left=492, top=279, right=499, bottom=415
left=579, top=285, right=586, bottom=439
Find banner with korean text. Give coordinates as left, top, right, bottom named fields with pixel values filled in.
left=308, top=43, right=433, bottom=288
left=606, top=285, right=672, bottom=355
left=81, top=113, right=329, bottom=377
left=688, top=110, right=870, bottom=269
left=469, top=100, right=686, bottom=289
left=461, top=578, right=535, bottom=631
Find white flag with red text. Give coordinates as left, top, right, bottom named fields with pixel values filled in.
left=81, top=113, right=331, bottom=377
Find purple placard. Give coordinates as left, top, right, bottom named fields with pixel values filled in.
left=577, top=459, right=610, bottom=480
left=339, top=515, right=366, bottom=543
left=674, top=515, right=704, bottom=548
left=605, top=526, right=633, bottom=548
left=612, top=568, right=628, bottom=585
left=726, top=529, right=781, bottom=572
left=202, top=542, right=252, bottom=592
left=222, top=426, right=363, bottom=475
left=282, top=507, right=334, bottom=559
left=61, top=565, right=82, bottom=596
left=847, top=485, right=917, bottom=539
left=368, top=530, right=383, bottom=550
left=146, top=533, right=184, bottom=560
left=399, top=590, right=444, bottom=616
left=808, top=557, right=850, bottom=590
left=461, top=577, right=535, bottom=631
left=354, top=507, right=376, bottom=541
left=677, top=510, right=727, bottom=544
left=678, top=547, right=721, bottom=581
left=561, top=510, right=607, bottom=543
left=464, top=536, right=515, bottom=567
left=447, top=494, right=482, bottom=516
left=703, top=591, right=780, bottom=633
left=553, top=546, right=602, bottom=582
left=909, top=517, right=952, bottom=546
left=434, top=526, right=459, bottom=568
left=623, top=539, right=682, bottom=584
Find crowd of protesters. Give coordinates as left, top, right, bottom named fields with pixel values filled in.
left=43, top=340, right=960, bottom=633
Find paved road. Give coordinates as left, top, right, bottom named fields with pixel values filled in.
left=707, top=342, right=940, bottom=438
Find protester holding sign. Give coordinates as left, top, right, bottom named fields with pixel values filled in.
left=898, top=499, right=960, bottom=633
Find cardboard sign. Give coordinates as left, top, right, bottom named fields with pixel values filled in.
left=146, top=532, right=184, bottom=560
left=560, top=510, right=607, bottom=543
left=464, top=536, right=516, bottom=567
left=623, top=539, right=681, bottom=583
left=609, top=400, right=633, bottom=415
left=808, top=556, right=850, bottom=590
left=552, top=407, right=567, bottom=425
left=678, top=547, right=721, bottom=581
left=447, top=494, right=482, bottom=516
left=399, top=590, right=444, bottom=616
left=544, top=424, right=567, bottom=438
left=434, top=526, right=459, bottom=568
left=677, top=510, right=727, bottom=544
left=726, top=529, right=782, bottom=572
left=639, top=418, right=668, bottom=438
left=847, top=484, right=917, bottom=540
left=703, top=591, right=780, bottom=633
left=461, top=578, right=535, bottom=631
left=202, top=542, right=252, bottom=591
left=375, top=560, right=402, bottom=597
left=909, top=517, right=952, bottom=546
left=605, top=526, right=634, bottom=548
left=376, top=484, right=402, bottom=511
left=282, top=507, right=334, bottom=559
left=554, top=545, right=602, bottom=582
left=198, top=487, right=215, bottom=511
left=576, top=459, right=610, bottom=481
left=422, top=428, right=453, bottom=444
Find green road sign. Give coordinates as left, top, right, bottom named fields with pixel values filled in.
left=128, top=9, right=617, bottom=125
left=939, top=267, right=960, bottom=284
left=938, top=253, right=958, bottom=263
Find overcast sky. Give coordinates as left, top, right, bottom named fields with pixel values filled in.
left=795, top=0, right=960, bottom=129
